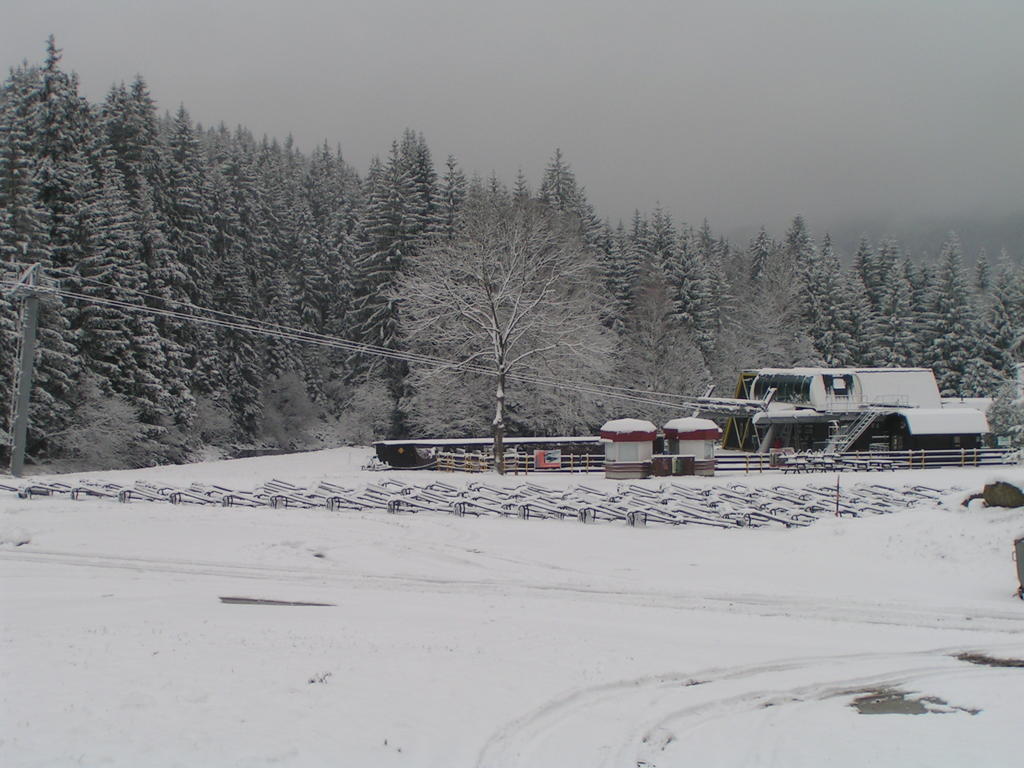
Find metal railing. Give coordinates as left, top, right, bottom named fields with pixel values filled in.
left=757, top=447, right=1018, bottom=474
left=430, top=448, right=1017, bottom=474
left=821, top=394, right=911, bottom=410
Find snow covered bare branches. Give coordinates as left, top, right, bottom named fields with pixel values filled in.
left=397, top=197, right=610, bottom=471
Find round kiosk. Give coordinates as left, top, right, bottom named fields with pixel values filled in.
left=662, top=417, right=722, bottom=476
left=600, top=419, right=657, bottom=479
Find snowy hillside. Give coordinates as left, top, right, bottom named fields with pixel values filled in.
left=2, top=448, right=1023, bottom=767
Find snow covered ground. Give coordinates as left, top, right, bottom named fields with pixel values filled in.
left=2, top=448, right=1023, bottom=767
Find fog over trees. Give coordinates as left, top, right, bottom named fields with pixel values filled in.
left=2, top=42, right=1023, bottom=467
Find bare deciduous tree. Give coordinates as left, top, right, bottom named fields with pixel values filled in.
left=397, top=199, right=609, bottom=473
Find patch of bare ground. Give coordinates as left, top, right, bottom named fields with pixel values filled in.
left=954, top=651, right=1024, bottom=668
left=848, top=688, right=980, bottom=716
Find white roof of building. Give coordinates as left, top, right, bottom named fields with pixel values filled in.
left=897, top=408, right=989, bottom=435
left=753, top=367, right=941, bottom=409
left=600, top=418, right=657, bottom=434
left=663, top=417, right=720, bottom=433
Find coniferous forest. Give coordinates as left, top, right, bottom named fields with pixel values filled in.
left=2, top=41, right=1023, bottom=468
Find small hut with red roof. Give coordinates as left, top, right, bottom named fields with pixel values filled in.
left=599, top=418, right=657, bottom=479
left=663, top=417, right=722, bottom=476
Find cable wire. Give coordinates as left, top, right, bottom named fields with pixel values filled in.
left=5, top=275, right=762, bottom=414
left=40, top=266, right=717, bottom=405
left=4, top=274, right=720, bottom=406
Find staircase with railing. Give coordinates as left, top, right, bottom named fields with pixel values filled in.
left=824, top=410, right=880, bottom=454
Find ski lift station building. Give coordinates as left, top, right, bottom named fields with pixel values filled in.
left=722, top=367, right=990, bottom=453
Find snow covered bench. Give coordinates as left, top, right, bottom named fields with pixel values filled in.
left=449, top=499, right=502, bottom=517
left=18, top=481, right=73, bottom=498
left=168, top=487, right=220, bottom=505
left=665, top=507, right=736, bottom=528
left=220, top=490, right=268, bottom=507
left=70, top=481, right=123, bottom=500
left=117, top=482, right=170, bottom=503
left=779, top=457, right=810, bottom=473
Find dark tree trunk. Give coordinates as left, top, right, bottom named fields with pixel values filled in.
left=493, top=369, right=506, bottom=475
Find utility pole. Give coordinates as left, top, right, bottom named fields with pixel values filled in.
left=5, top=263, right=44, bottom=477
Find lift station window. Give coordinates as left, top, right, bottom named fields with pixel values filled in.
left=753, top=374, right=813, bottom=404
left=825, top=374, right=854, bottom=397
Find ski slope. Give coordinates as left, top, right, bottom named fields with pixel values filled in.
left=2, top=448, right=1023, bottom=767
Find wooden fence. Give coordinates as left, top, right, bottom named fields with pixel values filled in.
left=435, top=451, right=604, bottom=474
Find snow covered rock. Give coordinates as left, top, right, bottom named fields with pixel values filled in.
left=962, top=481, right=1024, bottom=508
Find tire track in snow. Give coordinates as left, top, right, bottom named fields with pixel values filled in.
left=475, top=646, right=1023, bottom=768
left=3, top=549, right=1022, bottom=634
left=627, top=663, right=991, bottom=768
left=474, top=654, right=886, bottom=767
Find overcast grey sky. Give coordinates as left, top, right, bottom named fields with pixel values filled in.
left=4, top=0, right=1023, bottom=234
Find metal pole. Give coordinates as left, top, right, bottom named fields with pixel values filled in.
left=1014, top=536, right=1024, bottom=600
left=10, top=292, right=40, bottom=477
